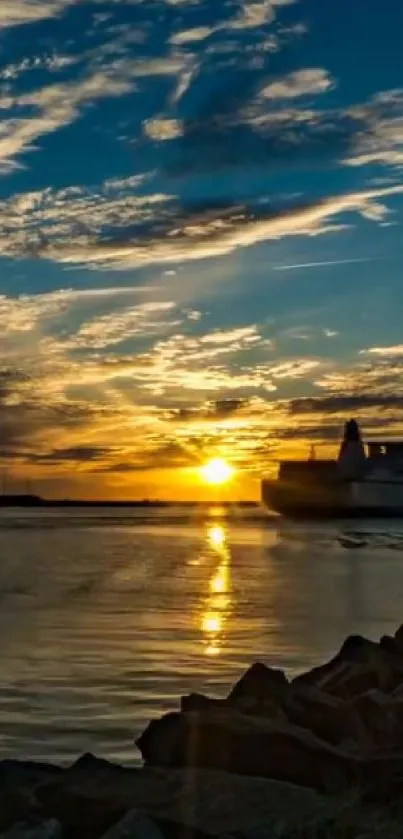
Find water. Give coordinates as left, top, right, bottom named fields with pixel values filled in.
left=1, top=505, right=403, bottom=766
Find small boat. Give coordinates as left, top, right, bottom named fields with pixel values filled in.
left=261, top=419, right=403, bottom=519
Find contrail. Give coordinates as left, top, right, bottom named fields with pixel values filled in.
left=272, top=257, right=377, bottom=271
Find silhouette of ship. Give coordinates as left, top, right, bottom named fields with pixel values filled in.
left=261, top=419, right=403, bottom=518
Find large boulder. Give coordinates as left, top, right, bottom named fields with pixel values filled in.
left=137, top=768, right=326, bottom=839
left=33, top=758, right=328, bottom=839
left=394, top=624, right=403, bottom=650
left=0, top=762, right=62, bottom=835
left=293, top=635, right=403, bottom=698
left=181, top=691, right=285, bottom=723
left=36, top=757, right=141, bottom=839
left=348, top=690, right=398, bottom=753
left=136, top=708, right=358, bottom=792
left=282, top=685, right=361, bottom=748
left=227, top=663, right=288, bottom=711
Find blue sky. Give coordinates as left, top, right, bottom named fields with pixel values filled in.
left=1, top=0, right=403, bottom=498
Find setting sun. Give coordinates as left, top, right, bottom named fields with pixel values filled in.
left=200, top=458, right=234, bottom=485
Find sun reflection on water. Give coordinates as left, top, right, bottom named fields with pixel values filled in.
left=208, top=525, right=226, bottom=549
left=201, top=523, right=233, bottom=656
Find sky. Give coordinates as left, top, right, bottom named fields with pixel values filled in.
left=1, top=0, right=403, bottom=500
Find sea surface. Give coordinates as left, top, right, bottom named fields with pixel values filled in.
left=1, top=505, right=403, bottom=766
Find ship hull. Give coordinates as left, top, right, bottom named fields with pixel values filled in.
left=265, top=504, right=403, bottom=520
left=261, top=479, right=403, bottom=519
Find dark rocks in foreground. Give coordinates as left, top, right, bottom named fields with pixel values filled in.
left=0, top=760, right=325, bottom=839
left=8, top=625, right=403, bottom=837
left=138, top=625, right=403, bottom=795
left=137, top=709, right=356, bottom=792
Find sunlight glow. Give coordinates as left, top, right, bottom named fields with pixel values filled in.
left=208, top=524, right=226, bottom=548
left=200, top=458, right=234, bottom=485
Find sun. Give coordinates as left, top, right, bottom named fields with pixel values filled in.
left=200, top=458, right=234, bottom=485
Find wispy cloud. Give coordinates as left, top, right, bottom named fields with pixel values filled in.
left=15, top=183, right=403, bottom=270
left=169, top=26, right=215, bottom=45
left=360, top=345, right=403, bottom=357
left=1, top=284, right=403, bottom=481
left=0, top=1, right=73, bottom=29
left=261, top=68, right=334, bottom=99
left=229, top=0, right=298, bottom=30
left=70, top=302, right=177, bottom=349
left=0, top=67, right=138, bottom=172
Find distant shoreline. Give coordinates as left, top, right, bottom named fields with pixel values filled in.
left=0, top=494, right=259, bottom=508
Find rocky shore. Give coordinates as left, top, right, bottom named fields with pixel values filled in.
left=6, top=627, right=403, bottom=838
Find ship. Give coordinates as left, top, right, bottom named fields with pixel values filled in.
left=261, top=419, right=403, bottom=518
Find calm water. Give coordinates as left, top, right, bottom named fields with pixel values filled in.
left=1, top=505, right=403, bottom=765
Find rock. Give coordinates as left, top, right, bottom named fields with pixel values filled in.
left=139, top=768, right=326, bottom=839
left=316, top=660, right=385, bottom=699
left=36, top=783, right=128, bottom=839
left=180, top=695, right=228, bottom=713
left=394, top=624, right=403, bottom=649
left=137, top=708, right=358, bottom=792
left=0, top=821, right=61, bottom=839
left=0, top=762, right=62, bottom=787
left=294, top=635, right=403, bottom=698
left=227, top=663, right=288, bottom=709
left=379, top=634, right=402, bottom=656
left=65, top=754, right=133, bottom=780
left=181, top=692, right=284, bottom=722
left=282, top=685, right=360, bottom=747
left=0, top=762, right=62, bottom=834
left=137, top=714, right=186, bottom=768
left=349, top=690, right=398, bottom=753
left=99, top=811, right=165, bottom=839
left=35, top=754, right=144, bottom=839
left=33, top=762, right=328, bottom=839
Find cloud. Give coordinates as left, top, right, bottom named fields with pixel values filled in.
left=288, top=394, right=403, bottom=415
left=28, top=445, right=110, bottom=464
left=360, top=345, right=403, bottom=358
left=170, top=26, right=215, bottom=45
left=121, top=324, right=276, bottom=396
left=70, top=302, right=177, bottom=349
left=199, top=326, right=261, bottom=346
left=144, top=119, right=183, bottom=140
left=0, top=54, right=78, bottom=79
left=14, top=183, right=403, bottom=270
left=261, top=69, right=334, bottom=99
left=229, top=0, right=297, bottom=30
left=344, top=89, right=403, bottom=170
left=0, top=1, right=73, bottom=29
left=0, top=66, right=138, bottom=172
left=0, top=286, right=154, bottom=342
left=315, top=360, right=403, bottom=398
left=2, top=284, right=403, bottom=480
left=269, top=359, right=321, bottom=379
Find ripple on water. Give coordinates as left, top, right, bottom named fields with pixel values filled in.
left=1, top=508, right=403, bottom=763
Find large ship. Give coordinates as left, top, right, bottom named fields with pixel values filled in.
left=261, top=419, right=403, bottom=518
